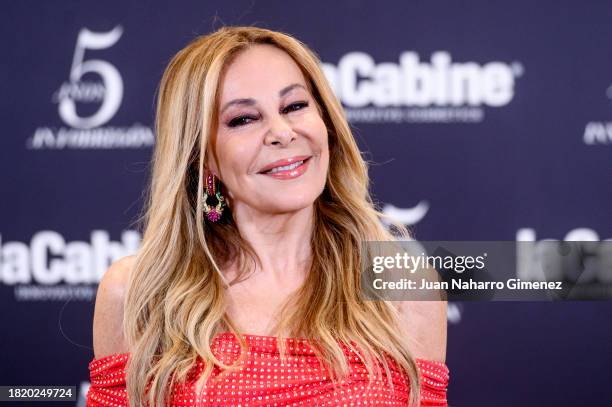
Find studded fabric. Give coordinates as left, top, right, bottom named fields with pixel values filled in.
left=87, top=332, right=449, bottom=406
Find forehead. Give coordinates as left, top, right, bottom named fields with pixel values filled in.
left=218, top=44, right=309, bottom=100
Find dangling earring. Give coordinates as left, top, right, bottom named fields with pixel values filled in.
left=203, top=172, right=225, bottom=222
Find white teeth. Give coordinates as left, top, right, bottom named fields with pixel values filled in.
left=266, top=160, right=304, bottom=174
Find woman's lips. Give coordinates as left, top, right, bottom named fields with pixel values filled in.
left=259, top=156, right=311, bottom=180
left=258, top=155, right=311, bottom=173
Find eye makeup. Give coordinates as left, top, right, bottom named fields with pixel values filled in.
left=225, top=101, right=310, bottom=128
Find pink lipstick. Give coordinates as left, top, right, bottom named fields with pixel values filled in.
left=258, top=155, right=312, bottom=180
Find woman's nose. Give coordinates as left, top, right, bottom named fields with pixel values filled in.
left=264, top=113, right=296, bottom=146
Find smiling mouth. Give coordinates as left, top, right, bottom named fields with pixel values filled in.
left=261, top=158, right=306, bottom=174
left=258, top=156, right=312, bottom=175
left=256, top=156, right=313, bottom=180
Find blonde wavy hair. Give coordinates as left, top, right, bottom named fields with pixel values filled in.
left=124, top=25, right=422, bottom=406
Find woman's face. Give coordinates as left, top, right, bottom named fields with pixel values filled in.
left=209, top=44, right=329, bottom=215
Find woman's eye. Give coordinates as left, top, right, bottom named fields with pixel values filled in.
left=228, top=115, right=258, bottom=128
left=282, top=101, right=308, bottom=114
left=226, top=102, right=308, bottom=128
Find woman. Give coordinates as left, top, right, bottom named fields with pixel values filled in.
left=87, top=25, right=449, bottom=406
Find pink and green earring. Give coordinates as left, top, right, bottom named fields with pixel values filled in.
left=203, top=172, right=225, bottom=222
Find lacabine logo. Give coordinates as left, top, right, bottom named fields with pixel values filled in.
left=29, top=26, right=154, bottom=150
left=0, top=230, right=140, bottom=301
left=322, top=51, right=523, bottom=123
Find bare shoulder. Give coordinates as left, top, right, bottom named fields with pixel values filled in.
left=92, top=255, right=136, bottom=359
left=394, top=299, right=448, bottom=363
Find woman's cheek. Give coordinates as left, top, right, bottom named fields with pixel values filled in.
left=295, top=113, right=327, bottom=142
left=224, top=137, right=256, bottom=169
left=312, top=113, right=328, bottom=140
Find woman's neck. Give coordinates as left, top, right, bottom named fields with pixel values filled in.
left=230, top=203, right=315, bottom=282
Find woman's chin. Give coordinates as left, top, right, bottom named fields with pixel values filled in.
left=256, top=199, right=316, bottom=216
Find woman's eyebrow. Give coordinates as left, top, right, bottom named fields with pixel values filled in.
left=220, top=83, right=307, bottom=114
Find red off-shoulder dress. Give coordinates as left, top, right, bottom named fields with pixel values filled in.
left=87, top=332, right=449, bottom=406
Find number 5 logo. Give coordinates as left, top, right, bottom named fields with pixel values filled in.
left=58, top=26, right=124, bottom=129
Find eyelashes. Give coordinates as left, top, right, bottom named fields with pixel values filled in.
left=226, top=101, right=309, bottom=128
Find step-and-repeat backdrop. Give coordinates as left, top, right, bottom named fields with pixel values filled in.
left=2, top=1, right=611, bottom=406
